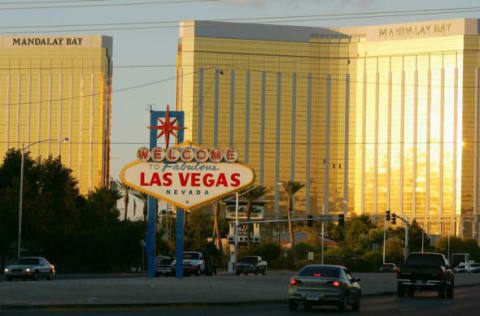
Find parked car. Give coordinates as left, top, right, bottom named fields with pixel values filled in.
left=288, top=264, right=361, bottom=312
left=4, top=257, right=55, bottom=281
left=236, top=256, right=267, bottom=275
left=379, top=263, right=398, bottom=273
left=453, top=262, right=471, bottom=273
left=470, top=263, right=480, bottom=273
left=397, top=252, right=454, bottom=298
left=171, top=251, right=217, bottom=276
left=155, top=256, right=173, bottom=277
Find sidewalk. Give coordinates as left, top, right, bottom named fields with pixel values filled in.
left=1, top=272, right=479, bottom=309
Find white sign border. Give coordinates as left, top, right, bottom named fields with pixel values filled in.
left=120, top=153, right=255, bottom=211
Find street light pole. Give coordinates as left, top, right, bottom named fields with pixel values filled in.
left=17, top=137, right=69, bottom=258
left=17, top=149, right=25, bottom=259
left=321, top=204, right=325, bottom=264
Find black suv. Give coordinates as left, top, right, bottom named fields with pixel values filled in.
left=397, top=252, right=454, bottom=298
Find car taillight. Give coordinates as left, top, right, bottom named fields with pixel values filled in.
left=290, top=279, right=301, bottom=286
left=333, top=281, right=340, bottom=287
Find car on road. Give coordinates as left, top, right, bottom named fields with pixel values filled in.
left=288, top=264, right=361, bottom=312
left=171, top=251, right=217, bottom=276
left=379, top=263, right=398, bottom=273
left=155, top=256, right=173, bottom=277
left=454, top=262, right=471, bottom=273
left=4, top=257, right=55, bottom=281
left=397, top=252, right=454, bottom=299
left=470, top=263, right=480, bottom=273
left=236, top=256, right=267, bottom=275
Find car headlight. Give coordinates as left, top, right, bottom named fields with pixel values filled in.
left=26, top=268, right=31, bottom=272
left=4, top=268, right=8, bottom=273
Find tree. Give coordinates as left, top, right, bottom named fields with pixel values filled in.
left=408, top=220, right=431, bottom=252
left=282, top=181, right=304, bottom=247
left=116, top=180, right=131, bottom=221
left=184, top=206, right=213, bottom=251
left=132, top=190, right=149, bottom=222
left=242, top=185, right=268, bottom=243
left=435, top=236, right=465, bottom=257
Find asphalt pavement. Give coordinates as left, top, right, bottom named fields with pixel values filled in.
left=1, top=272, right=480, bottom=310
left=1, top=284, right=479, bottom=315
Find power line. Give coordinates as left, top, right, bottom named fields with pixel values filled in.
left=1, top=6, right=480, bottom=33
left=0, top=0, right=219, bottom=11
left=1, top=64, right=479, bottom=108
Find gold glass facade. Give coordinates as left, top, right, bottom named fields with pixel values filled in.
left=176, top=19, right=480, bottom=239
left=0, top=36, right=113, bottom=194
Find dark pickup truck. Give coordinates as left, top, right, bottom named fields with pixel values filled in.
left=397, top=252, right=454, bottom=299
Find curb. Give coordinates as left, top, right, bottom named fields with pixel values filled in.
left=1, top=282, right=479, bottom=312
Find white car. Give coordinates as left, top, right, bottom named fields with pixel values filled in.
left=470, top=263, right=480, bottom=273
left=4, top=257, right=55, bottom=281
left=454, top=263, right=471, bottom=273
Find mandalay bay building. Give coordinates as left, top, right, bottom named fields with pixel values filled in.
left=176, top=18, right=480, bottom=240
left=0, top=36, right=113, bottom=194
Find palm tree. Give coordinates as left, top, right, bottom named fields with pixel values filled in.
left=243, top=185, right=268, bottom=243
left=282, top=181, right=304, bottom=248
left=133, top=190, right=149, bottom=222
left=116, top=181, right=131, bottom=221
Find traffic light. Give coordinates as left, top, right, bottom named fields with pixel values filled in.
left=307, top=215, right=313, bottom=227
left=385, top=210, right=391, bottom=221
left=391, top=213, right=396, bottom=225
left=338, top=214, right=345, bottom=227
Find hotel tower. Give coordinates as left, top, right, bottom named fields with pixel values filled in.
left=0, top=35, right=113, bottom=194
left=176, top=19, right=480, bottom=240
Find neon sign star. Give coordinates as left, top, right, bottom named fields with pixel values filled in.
left=148, top=105, right=185, bottom=149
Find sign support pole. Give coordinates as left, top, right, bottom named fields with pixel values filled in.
left=176, top=208, right=184, bottom=278
left=146, top=109, right=157, bottom=278
left=176, top=126, right=185, bottom=279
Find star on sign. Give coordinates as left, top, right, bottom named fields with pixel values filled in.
left=148, top=105, right=185, bottom=149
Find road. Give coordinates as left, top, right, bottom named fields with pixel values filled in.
left=1, top=284, right=479, bottom=316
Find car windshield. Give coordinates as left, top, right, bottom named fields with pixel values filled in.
left=406, top=254, right=446, bottom=266
left=297, top=266, right=340, bottom=278
left=184, top=253, right=199, bottom=259
left=14, top=258, right=39, bottom=265
left=239, top=257, right=258, bottom=263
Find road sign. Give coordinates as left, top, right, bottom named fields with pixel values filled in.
left=121, top=143, right=255, bottom=211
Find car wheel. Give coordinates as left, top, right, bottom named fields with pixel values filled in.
left=254, top=270, right=258, bottom=276
left=337, top=294, right=347, bottom=312
left=6, top=276, right=12, bottom=282
left=236, top=271, right=240, bottom=276
left=195, top=268, right=201, bottom=276
left=262, top=267, right=266, bottom=275
left=447, top=285, right=454, bottom=298
left=304, top=302, right=312, bottom=311
left=288, top=299, right=297, bottom=311
left=352, top=297, right=361, bottom=312
left=32, top=271, right=39, bottom=281
left=397, top=284, right=405, bottom=297
left=47, top=272, right=53, bottom=281
left=407, top=287, right=415, bottom=298
left=438, top=286, right=446, bottom=299
left=244, top=272, right=248, bottom=276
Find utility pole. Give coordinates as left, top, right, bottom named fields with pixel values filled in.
left=383, top=210, right=390, bottom=264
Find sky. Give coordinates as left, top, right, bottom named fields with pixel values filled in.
left=2, top=0, right=480, bottom=216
